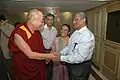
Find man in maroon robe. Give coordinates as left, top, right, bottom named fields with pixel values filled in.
left=8, top=9, right=57, bottom=80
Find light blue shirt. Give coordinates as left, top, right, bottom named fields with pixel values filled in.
left=60, top=26, right=95, bottom=64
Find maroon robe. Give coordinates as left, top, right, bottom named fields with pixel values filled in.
left=8, top=23, right=46, bottom=80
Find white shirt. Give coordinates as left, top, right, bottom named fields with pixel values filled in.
left=60, top=26, right=95, bottom=64
left=0, top=23, right=14, bottom=59
left=40, top=24, right=57, bottom=49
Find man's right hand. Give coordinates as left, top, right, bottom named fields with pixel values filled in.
left=46, top=52, right=60, bottom=62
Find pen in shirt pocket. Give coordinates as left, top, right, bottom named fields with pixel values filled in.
left=72, top=43, right=78, bottom=52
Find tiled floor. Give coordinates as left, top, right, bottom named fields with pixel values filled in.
left=89, top=74, right=96, bottom=80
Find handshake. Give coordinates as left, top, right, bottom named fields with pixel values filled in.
left=46, top=52, right=61, bottom=63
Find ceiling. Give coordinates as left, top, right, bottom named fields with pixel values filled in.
left=0, top=0, right=111, bottom=12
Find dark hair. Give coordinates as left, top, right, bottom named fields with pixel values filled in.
left=0, top=14, right=6, bottom=21
left=45, top=13, right=55, bottom=20
left=61, top=24, right=71, bottom=32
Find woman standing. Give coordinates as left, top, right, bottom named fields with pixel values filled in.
left=52, top=24, right=71, bottom=80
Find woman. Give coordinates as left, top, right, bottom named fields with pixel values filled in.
left=52, top=24, right=71, bottom=80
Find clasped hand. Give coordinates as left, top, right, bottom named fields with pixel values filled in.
left=49, top=52, right=60, bottom=62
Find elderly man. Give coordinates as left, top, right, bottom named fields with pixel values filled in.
left=8, top=9, right=57, bottom=80
left=54, top=12, right=95, bottom=80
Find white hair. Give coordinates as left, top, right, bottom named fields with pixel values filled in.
left=76, top=12, right=86, bottom=19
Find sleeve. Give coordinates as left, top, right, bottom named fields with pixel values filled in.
left=8, top=29, right=19, bottom=52
left=0, top=23, right=14, bottom=37
left=8, top=24, right=29, bottom=52
left=6, top=23, right=15, bottom=37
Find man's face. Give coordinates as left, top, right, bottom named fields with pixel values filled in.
left=46, top=16, right=54, bottom=27
left=73, top=14, right=84, bottom=29
left=34, top=12, right=43, bottom=30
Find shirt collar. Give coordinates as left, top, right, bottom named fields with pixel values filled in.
left=76, top=26, right=87, bottom=33
left=44, top=24, right=55, bottom=30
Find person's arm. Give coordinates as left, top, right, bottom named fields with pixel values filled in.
left=60, top=40, right=94, bottom=63
left=14, top=34, right=55, bottom=60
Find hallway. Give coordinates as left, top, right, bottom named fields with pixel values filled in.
left=1, top=0, right=120, bottom=80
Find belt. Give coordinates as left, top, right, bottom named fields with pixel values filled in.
left=67, top=59, right=91, bottom=65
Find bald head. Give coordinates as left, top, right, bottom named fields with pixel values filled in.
left=27, top=9, right=43, bottom=21
left=27, top=9, right=44, bottom=31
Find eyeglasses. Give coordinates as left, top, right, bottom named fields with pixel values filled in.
left=73, top=18, right=84, bottom=23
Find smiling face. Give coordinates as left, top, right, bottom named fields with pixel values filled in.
left=61, top=25, right=70, bottom=37
left=45, top=15, right=54, bottom=27
left=73, top=12, right=86, bottom=30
